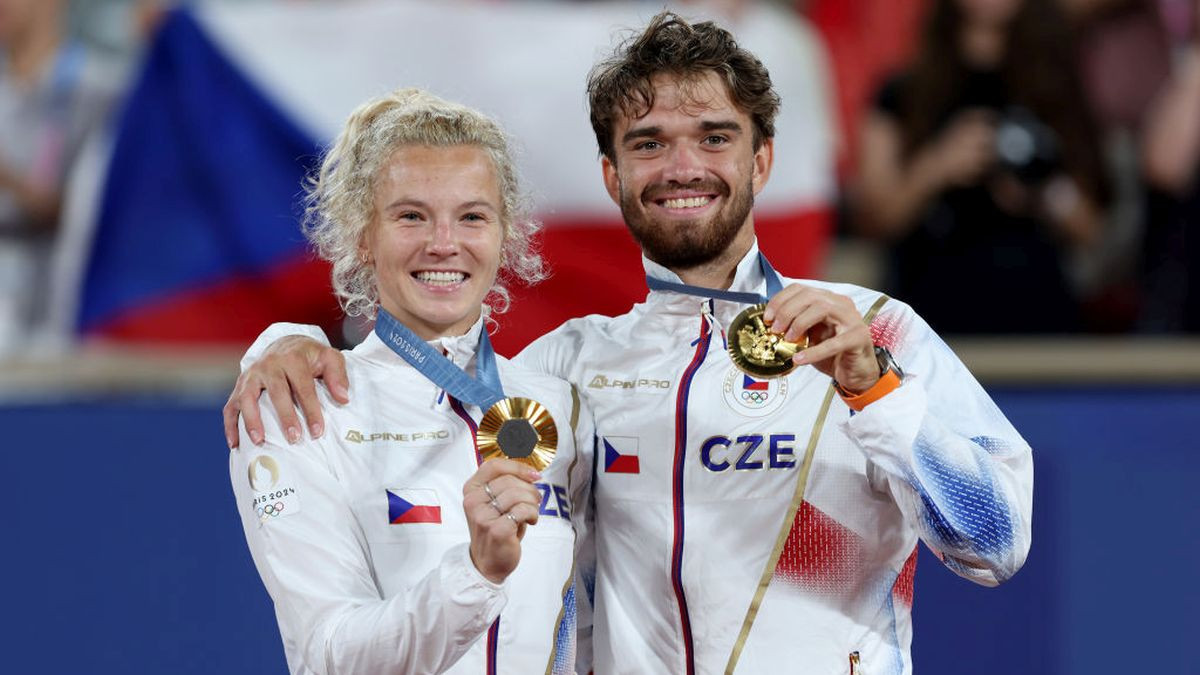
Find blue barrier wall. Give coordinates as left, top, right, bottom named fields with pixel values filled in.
left=2, top=387, right=1197, bottom=674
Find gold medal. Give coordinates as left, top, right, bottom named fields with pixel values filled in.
left=728, top=303, right=807, bottom=379
left=477, top=397, right=558, bottom=471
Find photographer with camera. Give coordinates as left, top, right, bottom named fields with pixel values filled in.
left=853, top=0, right=1111, bottom=334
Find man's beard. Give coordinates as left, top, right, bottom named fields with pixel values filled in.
left=619, top=177, right=754, bottom=272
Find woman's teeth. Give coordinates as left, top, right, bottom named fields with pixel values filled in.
left=415, top=271, right=466, bottom=285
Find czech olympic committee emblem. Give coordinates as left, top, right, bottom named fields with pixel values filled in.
left=722, top=366, right=788, bottom=417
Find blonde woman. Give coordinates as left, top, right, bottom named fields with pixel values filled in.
left=229, top=89, right=591, bottom=675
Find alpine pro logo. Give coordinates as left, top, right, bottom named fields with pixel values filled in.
left=722, top=367, right=788, bottom=417
left=345, top=429, right=450, bottom=444
left=587, top=374, right=671, bottom=391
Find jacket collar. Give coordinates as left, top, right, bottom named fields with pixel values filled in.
left=642, top=242, right=770, bottom=327
left=357, top=312, right=486, bottom=374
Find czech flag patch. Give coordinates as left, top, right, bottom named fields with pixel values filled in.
left=387, top=488, right=442, bottom=524
left=742, top=374, right=769, bottom=391
left=603, top=436, right=640, bottom=474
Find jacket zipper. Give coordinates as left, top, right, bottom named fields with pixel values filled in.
left=669, top=304, right=714, bottom=675
left=449, top=397, right=499, bottom=675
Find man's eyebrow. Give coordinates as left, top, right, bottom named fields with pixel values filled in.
left=621, top=125, right=662, bottom=145
left=700, top=119, right=743, bottom=133
left=621, top=119, right=744, bottom=145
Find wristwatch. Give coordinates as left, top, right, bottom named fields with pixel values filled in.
left=832, top=346, right=903, bottom=398
left=873, top=346, right=903, bottom=379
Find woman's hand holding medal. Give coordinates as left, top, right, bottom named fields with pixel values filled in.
left=462, top=459, right=544, bottom=584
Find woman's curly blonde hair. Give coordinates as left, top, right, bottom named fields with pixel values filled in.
left=302, top=88, right=546, bottom=319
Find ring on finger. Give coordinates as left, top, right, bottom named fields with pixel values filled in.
left=505, top=512, right=518, bottom=525
left=483, top=482, right=496, bottom=500
left=489, top=496, right=503, bottom=514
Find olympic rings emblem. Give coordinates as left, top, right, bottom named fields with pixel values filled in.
left=741, top=390, right=769, bottom=404
left=257, top=502, right=286, bottom=520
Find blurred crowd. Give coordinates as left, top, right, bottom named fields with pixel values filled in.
left=842, top=0, right=1200, bottom=335
left=0, top=0, right=1196, bottom=358
left=0, top=0, right=153, bottom=355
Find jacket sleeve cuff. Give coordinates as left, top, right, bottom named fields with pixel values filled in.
left=838, top=375, right=926, bottom=474
left=439, top=543, right=507, bottom=635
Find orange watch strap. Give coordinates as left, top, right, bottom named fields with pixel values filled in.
left=838, top=368, right=901, bottom=412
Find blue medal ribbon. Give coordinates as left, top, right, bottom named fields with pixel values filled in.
left=645, top=252, right=784, bottom=303
left=373, top=308, right=505, bottom=410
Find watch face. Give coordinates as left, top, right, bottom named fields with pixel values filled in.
left=874, top=346, right=903, bottom=379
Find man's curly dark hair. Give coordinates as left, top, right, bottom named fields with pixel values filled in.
left=586, top=11, right=781, bottom=162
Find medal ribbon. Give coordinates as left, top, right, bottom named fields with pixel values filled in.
left=373, top=308, right=505, bottom=410
left=645, top=252, right=784, bottom=304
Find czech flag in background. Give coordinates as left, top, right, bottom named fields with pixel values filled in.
left=604, top=436, right=641, bottom=474
left=387, top=488, right=442, bottom=525
left=73, top=1, right=835, bottom=355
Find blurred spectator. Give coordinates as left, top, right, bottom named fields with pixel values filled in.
left=851, top=0, right=1112, bottom=334
left=1140, top=0, right=1200, bottom=331
left=1068, top=0, right=1171, bottom=130
left=1057, top=0, right=1171, bottom=332
left=0, top=0, right=122, bottom=355
left=802, top=0, right=927, bottom=178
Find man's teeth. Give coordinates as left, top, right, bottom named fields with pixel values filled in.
left=662, top=196, right=712, bottom=209
left=415, top=271, right=466, bottom=285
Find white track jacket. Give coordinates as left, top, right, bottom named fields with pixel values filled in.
left=246, top=243, right=1033, bottom=675
left=231, top=321, right=593, bottom=675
